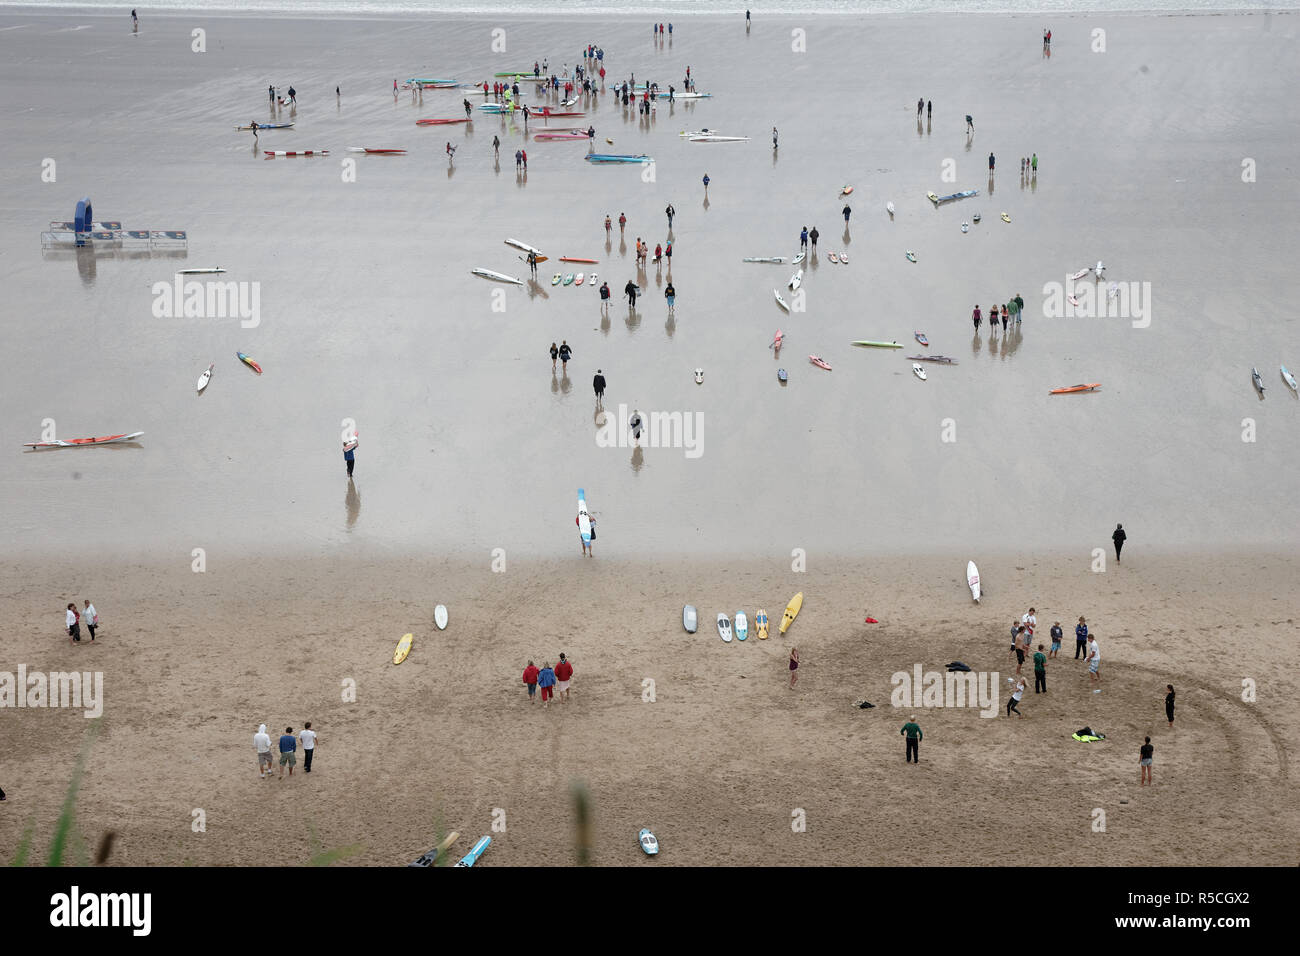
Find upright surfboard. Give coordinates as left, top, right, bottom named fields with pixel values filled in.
left=455, top=835, right=492, bottom=867
left=967, top=561, right=981, bottom=603
left=577, top=489, right=592, bottom=545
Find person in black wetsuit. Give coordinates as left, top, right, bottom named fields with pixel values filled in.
left=1112, top=523, right=1127, bottom=562
left=1165, top=685, right=1175, bottom=727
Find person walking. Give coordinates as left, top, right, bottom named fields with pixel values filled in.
left=593, top=368, right=606, bottom=406
left=618, top=212, right=627, bottom=232
left=625, top=280, right=637, bottom=308
left=1031, top=153, right=1038, bottom=173
left=1112, top=523, right=1127, bottom=563
left=966, top=114, right=974, bottom=133
left=917, top=97, right=924, bottom=118
left=554, top=653, right=574, bottom=701
left=926, top=99, right=932, bottom=120
left=269, top=84, right=276, bottom=105
left=83, top=600, right=98, bottom=642
left=988, top=152, right=995, bottom=172
left=66, top=603, right=81, bottom=645
left=493, top=134, right=500, bottom=158
left=1006, top=677, right=1026, bottom=716
left=789, top=646, right=800, bottom=687
left=772, top=126, right=778, bottom=150
left=605, top=214, right=612, bottom=236
left=288, top=86, right=296, bottom=105
left=1139, top=737, right=1154, bottom=786
left=799, top=226, right=808, bottom=251
left=558, top=340, right=572, bottom=371
left=464, top=98, right=472, bottom=118
left=343, top=436, right=356, bottom=478
left=514, top=149, right=522, bottom=170
left=277, top=726, right=298, bottom=779
left=665, top=203, right=675, bottom=228
left=1014, top=293, right=1025, bottom=322
left=254, top=723, right=274, bottom=779
left=521, top=149, right=528, bottom=171
left=1165, top=685, right=1176, bottom=727
left=972, top=304, right=982, bottom=331
left=599, top=281, right=610, bottom=312
left=1086, top=634, right=1101, bottom=685
left=665, top=240, right=672, bottom=266
left=809, top=226, right=819, bottom=253
left=1049, top=621, right=1063, bottom=658
left=1001, top=303, right=1010, bottom=330
left=537, top=661, right=557, bottom=706
left=1033, top=645, right=1047, bottom=694
left=901, top=716, right=922, bottom=763
left=665, top=281, right=676, bottom=314
left=842, top=203, right=851, bottom=223
left=299, top=722, right=317, bottom=773
left=527, top=250, right=538, bottom=277
left=522, top=660, right=539, bottom=702
left=702, top=173, right=710, bottom=191
left=1075, top=616, right=1089, bottom=660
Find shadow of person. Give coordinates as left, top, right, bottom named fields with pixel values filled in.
left=842, top=225, right=851, bottom=244
left=703, top=195, right=710, bottom=211
left=560, top=369, right=573, bottom=394
left=665, top=312, right=675, bottom=337
left=552, top=369, right=560, bottom=395
left=987, top=172, right=994, bottom=195
left=631, top=445, right=645, bottom=473
left=345, top=478, right=360, bottom=530
left=916, top=116, right=923, bottom=138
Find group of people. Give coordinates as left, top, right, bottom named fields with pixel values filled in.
left=971, top=294, right=1025, bottom=333
left=63, top=599, right=99, bottom=644
left=521, top=654, right=574, bottom=704
left=1006, top=607, right=1103, bottom=699
left=253, top=722, right=318, bottom=779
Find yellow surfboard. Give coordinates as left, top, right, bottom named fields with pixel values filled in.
left=779, top=592, right=803, bottom=634
left=393, top=633, right=413, bottom=665
left=756, top=609, right=769, bottom=640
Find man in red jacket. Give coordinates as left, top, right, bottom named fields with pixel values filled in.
left=522, top=660, right=540, bottom=703
left=554, top=653, right=574, bottom=702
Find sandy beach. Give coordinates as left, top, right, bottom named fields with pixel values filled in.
left=1, top=7, right=1298, bottom=867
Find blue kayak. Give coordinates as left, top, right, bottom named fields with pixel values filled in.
left=585, top=153, right=651, bottom=164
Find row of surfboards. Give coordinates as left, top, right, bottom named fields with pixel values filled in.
left=682, top=592, right=803, bottom=642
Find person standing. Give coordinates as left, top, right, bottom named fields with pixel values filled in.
left=916, top=97, right=924, bottom=118
left=559, top=340, right=572, bottom=371
left=1031, top=153, right=1038, bottom=173
left=965, top=114, right=974, bottom=133
left=618, top=212, right=627, bottom=231
left=1086, top=634, right=1101, bottom=685
left=269, top=84, right=276, bottom=104
left=901, top=716, right=922, bottom=762
left=521, top=149, right=528, bottom=171
left=789, top=646, right=800, bottom=687
left=83, top=600, right=98, bottom=642
left=665, top=240, right=672, bottom=266
left=1014, top=292, right=1025, bottom=319
left=926, top=100, right=932, bottom=120
left=1049, top=621, right=1063, bottom=658
left=1021, top=607, right=1037, bottom=639
left=1075, top=616, right=1089, bottom=660
left=1139, top=737, right=1153, bottom=786
left=1012, top=625, right=1026, bottom=674
left=809, top=226, right=819, bottom=253
left=772, top=126, right=778, bottom=149
left=988, top=152, right=995, bottom=172
left=132, top=8, right=138, bottom=29
left=493, top=134, right=500, bottom=158
left=288, top=86, right=296, bottom=105
left=599, top=281, right=610, bottom=312
left=625, top=280, right=637, bottom=308
left=66, top=603, right=80, bottom=644
left=527, top=250, right=538, bottom=277
left=522, top=661, right=539, bottom=702
left=1165, top=685, right=1176, bottom=728
left=702, top=173, right=710, bottom=191
left=1006, top=677, right=1026, bottom=716
left=605, top=214, right=612, bottom=235
left=515, top=149, right=522, bottom=170
left=554, top=653, right=574, bottom=701
left=278, top=727, right=298, bottom=779
left=1033, top=645, right=1047, bottom=694
left=593, top=368, right=606, bottom=406
left=799, top=226, right=808, bottom=251
left=343, top=436, right=356, bottom=478
left=299, top=722, right=317, bottom=773
left=1001, top=303, right=1010, bottom=330
left=1112, top=523, right=1126, bottom=563
left=537, top=661, right=557, bottom=706
left=254, top=723, right=274, bottom=779
left=972, top=304, right=982, bottom=331
left=665, top=203, right=675, bottom=228
left=665, top=281, right=676, bottom=314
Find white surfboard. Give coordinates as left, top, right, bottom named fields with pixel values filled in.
left=735, top=611, right=748, bottom=641
left=1070, top=268, right=1090, bottom=280
left=577, top=488, right=592, bottom=544
left=197, top=363, right=213, bottom=392
left=504, top=238, right=543, bottom=256
left=792, top=251, right=806, bottom=266
left=683, top=605, right=697, bottom=632
left=774, top=289, right=790, bottom=312
left=967, top=561, right=981, bottom=603
left=788, top=269, right=803, bottom=291
left=434, top=604, right=448, bottom=629
left=717, top=613, right=732, bottom=643
left=886, top=201, right=895, bottom=216
left=913, top=363, right=927, bottom=381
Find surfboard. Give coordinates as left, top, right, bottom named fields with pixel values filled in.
left=779, top=592, right=803, bottom=634
left=563, top=273, right=575, bottom=286
left=967, top=561, right=980, bottom=602
left=717, top=613, right=732, bottom=643
left=1070, top=268, right=1090, bottom=280
left=777, top=368, right=788, bottom=382
left=434, top=605, right=448, bottom=630
left=851, top=341, right=903, bottom=349
left=961, top=222, right=969, bottom=233
left=683, top=605, right=697, bottom=633
left=407, top=831, right=461, bottom=867
left=343, top=433, right=359, bottom=453
left=886, top=202, right=895, bottom=216
left=694, top=368, right=704, bottom=384
left=735, top=612, right=748, bottom=641
left=1282, top=365, right=1299, bottom=393
left=839, top=253, right=849, bottom=264
left=906, top=251, right=917, bottom=262
left=575, top=273, right=584, bottom=286
left=927, top=192, right=940, bottom=203
left=552, top=273, right=561, bottom=285
left=471, top=268, right=524, bottom=285
left=792, top=252, right=806, bottom=266
left=1001, top=213, right=1011, bottom=223
left=638, top=828, right=659, bottom=855
left=841, top=185, right=854, bottom=196
left=828, top=252, right=839, bottom=263
left=577, top=489, right=592, bottom=544
left=455, top=835, right=491, bottom=867
left=393, top=633, right=413, bottom=664
left=1067, top=294, right=1080, bottom=307
left=756, top=610, right=769, bottom=640
left=913, top=363, right=927, bottom=381
left=1252, top=367, right=1265, bottom=396
left=197, top=364, right=213, bottom=392
left=237, top=351, right=262, bottom=373
left=774, top=289, right=790, bottom=312
left=973, top=213, right=982, bottom=223
left=1049, top=383, right=1102, bottom=394
left=504, top=238, right=543, bottom=256
left=788, top=269, right=802, bottom=291
left=560, top=257, right=598, bottom=263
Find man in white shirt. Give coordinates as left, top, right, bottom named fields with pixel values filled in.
left=84, top=600, right=98, bottom=642
left=1021, top=608, right=1037, bottom=637
left=253, top=723, right=274, bottom=779
left=1087, top=637, right=1101, bottom=684
left=299, top=723, right=318, bottom=773
left=65, top=604, right=80, bottom=644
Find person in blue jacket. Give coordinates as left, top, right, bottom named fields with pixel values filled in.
left=537, top=662, right=557, bottom=706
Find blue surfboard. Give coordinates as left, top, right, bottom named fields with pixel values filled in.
left=455, top=835, right=491, bottom=867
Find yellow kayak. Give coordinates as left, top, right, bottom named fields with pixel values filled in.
left=779, top=592, right=803, bottom=634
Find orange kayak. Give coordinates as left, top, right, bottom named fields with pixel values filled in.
left=1049, top=383, right=1101, bottom=394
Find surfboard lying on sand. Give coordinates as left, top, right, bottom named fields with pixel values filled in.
left=828, top=252, right=839, bottom=263
left=756, top=610, right=769, bottom=640
left=1001, top=212, right=1011, bottom=222
left=197, top=364, right=213, bottom=392
left=788, top=269, right=803, bottom=290
left=237, top=351, right=262, bottom=373
left=967, top=562, right=981, bottom=602
left=744, top=257, right=785, bottom=263
left=683, top=605, right=697, bottom=633
left=851, top=340, right=902, bottom=349
left=264, top=150, right=328, bottom=157
left=455, top=836, right=491, bottom=867
left=393, top=633, right=413, bottom=665
left=907, top=354, right=958, bottom=364
left=177, top=268, right=225, bottom=275
left=905, top=251, right=917, bottom=262
left=913, top=363, right=927, bottom=381
left=717, top=613, right=732, bottom=643
left=1282, top=365, right=1299, bottom=393
left=1070, top=268, right=1090, bottom=280
left=347, top=147, right=407, bottom=154
left=1252, top=367, right=1265, bottom=396
left=780, top=592, right=803, bottom=634
left=408, top=831, right=460, bottom=867
left=434, top=605, right=448, bottom=630
left=638, top=828, right=659, bottom=855
left=774, top=290, right=790, bottom=312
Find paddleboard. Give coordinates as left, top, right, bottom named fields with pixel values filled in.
left=907, top=355, right=958, bottom=364
left=237, top=351, right=262, bottom=373
left=472, top=268, right=524, bottom=285
left=577, top=489, right=592, bottom=545
left=914, top=331, right=929, bottom=346
left=967, top=562, right=980, bottom=602
left=1000, top=212, right=1011, bottom=223
left=774, top=289, right=790, bottom=312
left=1252, top=367, right=1265, bottom=396
left=777, top=368, right=788, bottom=382
left=393, top=633, right=413, bottom=664
left=264, top=150, right=328, bottom=157
left=788, top=269, right=803, bottom=291
left=504, top=238, right=543, bottom=256
left=1049, top=383, right=1102, bottom=394
left=694, top=368, right=704, bottom=384
left=638, top=828, right=659, bottom=855
left=1282, top=365, right=1299, bottom=393
left=408, top=831, right=460, bottom=867
left=851, top=340, right=902, bottom=349
left=743, top=257, right=786, bottom=263
left=683, top=605, right=697, bottom=633
left=905, top=251, right=917, bottom=263
left=828, top=252, right=839, bottom=263
left=735, top=612, right=748, bottom=642
left=434, top=605, right=448, bottom=629
left=886, top=201, right=895, bottom=216
left=347, top=147, right=407, bottom=154
left=415, top=117, right=470, bottom=126
left=455, top=835, right=491, bottom=867
left=717, top=613, right=732, bottom=643
left=779, top=592, right=803, bottom=634
left=756, top=610, right=769, bottom=640
left=792, top=252, right=806, bottom=266
left=809, top=355, right=831, bottom=371
left=197, top=364, right=213, bottom=392
left=913, top=363, right=927, bottom=381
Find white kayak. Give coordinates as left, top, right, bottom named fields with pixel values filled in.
left=197, top=363, right=213, bottom=392
left=471, top=267, right=524, bottom=285
left=504, top=238, right=543, bottom=256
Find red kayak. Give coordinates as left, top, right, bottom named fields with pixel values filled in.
left=559, top=257, right=598, bottom=263
left=25, top=431, right=144, bottom=448
left=347, top=147, right=406, bottom=154
left=809, top=355, right=832, bottom=371
left=534, top=109, right=585, bottom=117
left=1049, top=383, right=1101, bottom=394
left=416, top=118, right=470, bottom=126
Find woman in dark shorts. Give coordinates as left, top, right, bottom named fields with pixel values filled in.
left=789, top=647, right=800, bottom=688
left=1140, top=737, right=1154, bottom=786
left=1165, top=685, right=1175, bottom=727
